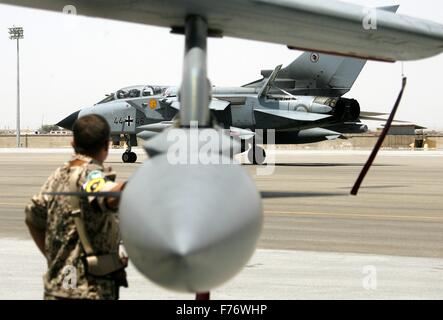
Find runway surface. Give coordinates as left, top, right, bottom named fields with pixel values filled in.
left=0, top=149, right=442, bottom=299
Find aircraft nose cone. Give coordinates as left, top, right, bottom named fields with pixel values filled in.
left=56, top=110, right=80, bottom=130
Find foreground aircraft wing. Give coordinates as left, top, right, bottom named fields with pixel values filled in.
left=1, top=0, right=443, bottom=61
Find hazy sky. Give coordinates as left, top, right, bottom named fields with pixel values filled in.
left=0, top=0, right=442, bottom=130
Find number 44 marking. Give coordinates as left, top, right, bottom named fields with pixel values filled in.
left=114, top=116, right=134, bottom=127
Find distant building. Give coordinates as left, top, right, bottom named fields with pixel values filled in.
left=49, top=130, right=70, bottom=135
left=0, top=129, right=68, bottom=135
left=377, top=124, right=427, bottom=136
left=0, top=129, right=37, bottom=135
left=22, top=129, right=39, bottom=135
left=0, top=130, right=15, bottom=135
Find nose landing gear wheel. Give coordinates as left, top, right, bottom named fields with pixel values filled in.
left=129, top=152, right=137, bottom=163
left=122, top=152, right=130, bottom=163
left=122, top=152, right=137, bottom=163
left=247, top=146, right=266, bottom=165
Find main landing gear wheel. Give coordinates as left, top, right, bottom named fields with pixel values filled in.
left=122, top=152, right=137, bottom=163
left=247, top=146, right=266, bottom=165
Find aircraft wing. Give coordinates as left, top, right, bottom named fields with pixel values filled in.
left=360, top=111, right=388, bottom=117
left=166, top=97, right=230, bottom=111
left=210, top=99, right=231, bottom=111
left=255, top=109, right=332, bottom=122
left=359, top=111, right=410, bottom=122
left=1, top=0, right=443, bottom=61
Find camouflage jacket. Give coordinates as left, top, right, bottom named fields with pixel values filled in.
left=25, top=154, right=122, bottom=300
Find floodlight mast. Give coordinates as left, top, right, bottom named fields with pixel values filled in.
left=8, top=26, right=24, bottom=148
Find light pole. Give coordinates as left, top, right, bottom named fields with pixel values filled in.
left=9, top=26, right=24, bottom=148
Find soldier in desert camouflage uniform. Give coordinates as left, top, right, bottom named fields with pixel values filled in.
left=25, top=114, right=128, bottom=300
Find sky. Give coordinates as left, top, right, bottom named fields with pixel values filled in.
left=0, top=0, right=442, bottom=130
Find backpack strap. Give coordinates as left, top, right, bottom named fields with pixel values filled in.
left=68, top=166, right=95, bottom=256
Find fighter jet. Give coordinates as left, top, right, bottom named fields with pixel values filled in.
left=3, top=0, right=443, bottom=299
left=58, top=50, right=396, bottom=164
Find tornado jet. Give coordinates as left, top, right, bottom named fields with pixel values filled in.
left=57, top=50, right=393, bottom=163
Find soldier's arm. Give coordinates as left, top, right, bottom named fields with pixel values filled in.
left=82, top=165, right=125, bottom=213
left=26, top=220, right=46, bottom=257
left=25, top=178, right=51, bottom=258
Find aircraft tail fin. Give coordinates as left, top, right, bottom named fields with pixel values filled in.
left=245, top=5, right=399, bottom=96
left=279, top=50, right=367, bottom=96
left=283, top=5, right=400, bottom=94
left=245, top=53, right=367, bottom=96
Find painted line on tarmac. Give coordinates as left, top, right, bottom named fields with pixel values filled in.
left=3, top=203, right=441, bottom=222
left=0, top=203, right=25, bottom=207
left=265, top=210, right=443, bottom=222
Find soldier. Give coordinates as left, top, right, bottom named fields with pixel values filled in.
left=25, top=114, right=128, bottom=300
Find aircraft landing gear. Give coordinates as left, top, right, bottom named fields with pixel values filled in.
left=122, top=151, right=137, bottom=163
left=122, top=134, right=137, bottom=163
left=247, top=145, right=266, bottom=165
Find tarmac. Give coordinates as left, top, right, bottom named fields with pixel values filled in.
left=0, top=148, right=442, bottom=299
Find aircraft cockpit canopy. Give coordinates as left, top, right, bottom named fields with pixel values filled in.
left=96, top=85, right=166, bottom=104
left=163, top=86, right=179, bottom=97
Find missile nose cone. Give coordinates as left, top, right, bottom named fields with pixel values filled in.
left=120, top=154, right=263, bottom=293
left=56, top=110, right=80, bottom=130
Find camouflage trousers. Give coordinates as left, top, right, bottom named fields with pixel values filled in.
left=43, top=288, right=120, bottom=300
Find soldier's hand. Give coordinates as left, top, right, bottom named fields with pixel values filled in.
left=121, top=256, right=129, bottom=268
left=105, top=182, right=126, bottom=210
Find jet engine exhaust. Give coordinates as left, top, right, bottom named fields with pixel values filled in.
left=334, top=98, right=361, bottom=121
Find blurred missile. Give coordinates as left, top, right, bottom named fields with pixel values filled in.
left=136, top=131, right=158, bottom=140
left=138, top=121, right=174, bottom=132
left=229, top=127, right=255, bottom=140
left=120, top=127, right=263, bottom=292
left=137, top=122, right=175, bottom=140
